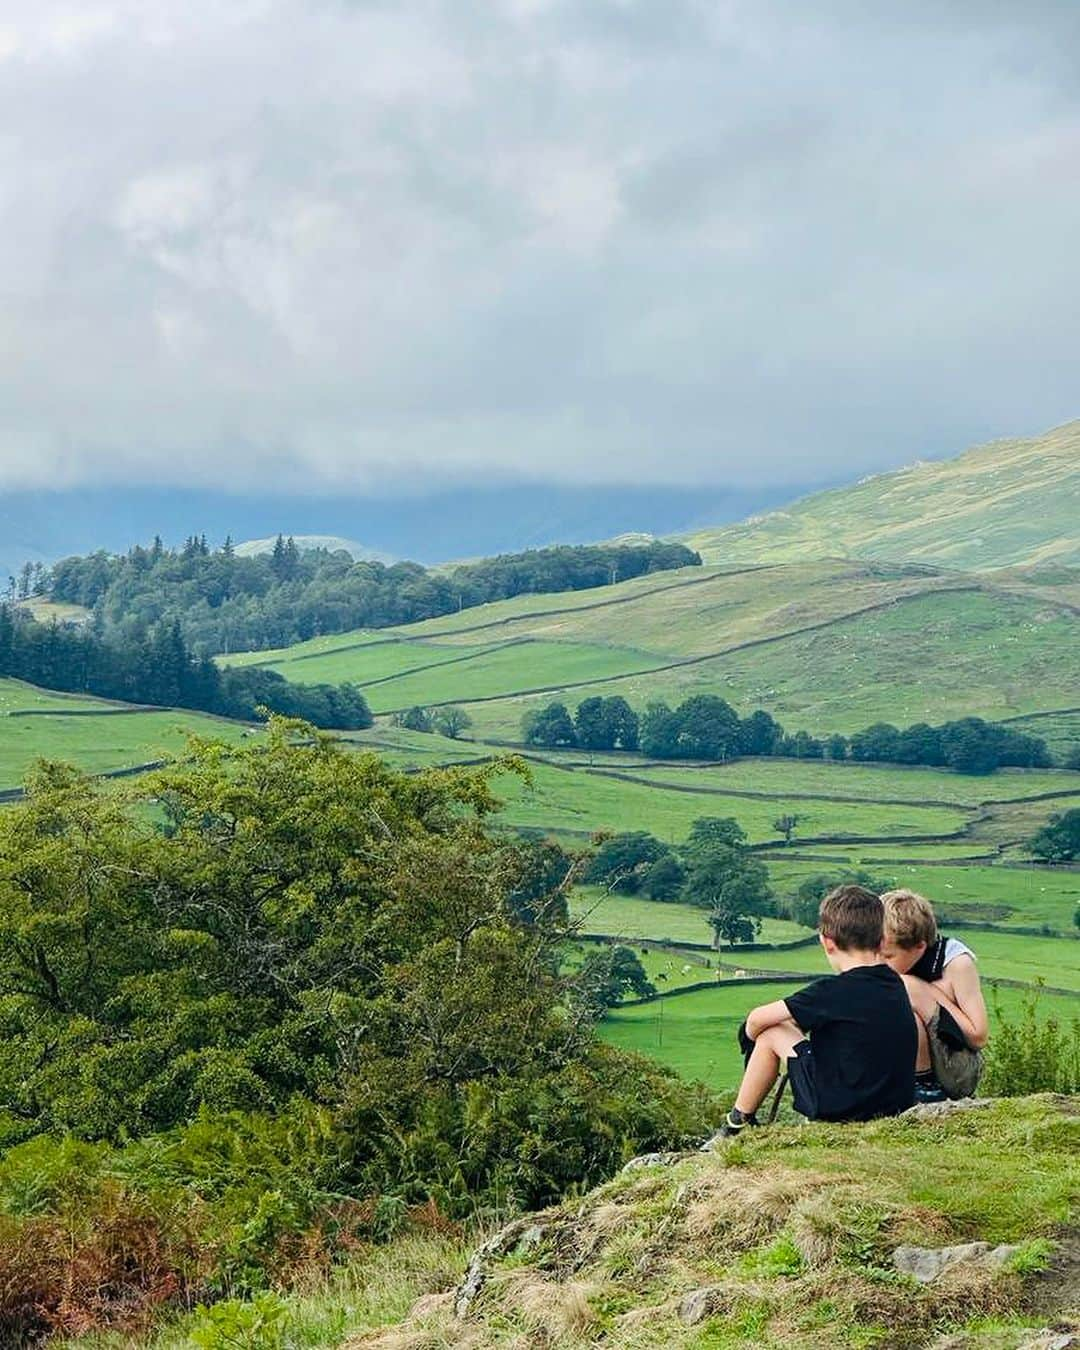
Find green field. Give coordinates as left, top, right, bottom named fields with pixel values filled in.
left=455, top=587, right=1080, bottom=740
left=621, top=758, right=1080, bottom=807
left=0, top=678, right=119, bottom=714
left=234, top=637, right=662, bottom=714
left=766, top=859, right=1080, bottom=931
left=0, top=682, right=250, bottom=787
left=760, top=842, right=1006, bottom=862
left=702, top=926, right=1080, bottom=992
left=486, top=758, right=970, bottom=844
left=1005, top=708, right=1080, bottom=761
left=388, top=559, right=960, bottom=660
left=598, top=980, right=1079, bottom=1088
left=569, top=888, right=811, bottom=946
left=563, top=939, right=718, bottom=993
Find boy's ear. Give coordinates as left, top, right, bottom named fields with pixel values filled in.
left=819, top=933, right=837, bottom=956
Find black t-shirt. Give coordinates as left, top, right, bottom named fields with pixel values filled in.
left=784, top=964, right=917, bottom=1122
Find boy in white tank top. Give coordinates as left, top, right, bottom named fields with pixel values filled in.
left=880, top=889, right=988, bottom=1102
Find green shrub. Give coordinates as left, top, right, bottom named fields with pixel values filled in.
left=984, top=986, right=1080, bottom=1095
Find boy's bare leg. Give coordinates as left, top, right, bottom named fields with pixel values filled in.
left=734, top=1020, right=804, bottom=1116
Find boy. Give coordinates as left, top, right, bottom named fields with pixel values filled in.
left=718, top=885, right=916, bottom=1136
left=880, top=889, right=987, bottom=1102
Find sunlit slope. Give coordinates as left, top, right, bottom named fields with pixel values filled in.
left=682, top=419, right=1080, bottom=570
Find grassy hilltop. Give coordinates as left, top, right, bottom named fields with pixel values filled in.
left=681, top=420, right=1080, bottom=571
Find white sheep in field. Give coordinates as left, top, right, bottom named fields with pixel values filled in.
left=734, top=968, right=748, bottom=979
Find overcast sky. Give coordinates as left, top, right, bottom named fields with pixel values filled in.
left=2, top=0, right=1079, bottom=497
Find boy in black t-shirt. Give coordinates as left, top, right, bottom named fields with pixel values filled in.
left=717, top=886, right=917, bottom=1136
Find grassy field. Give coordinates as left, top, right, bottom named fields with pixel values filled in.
left=385, top=559, right=962, bottom=660
left=702, top=927, right=1080, bottom=993
left=237, top=637, right=662, bottom=714
left=563, top=939, right=718, bottom=993
left=619, top=758, right=1080, bottom=807
left=0, top=678, right=120, bottom=713
left=0, top=681, right=251, bottom=787
left=765, top=859, right=1080, bottom=932
left=455, top=586, right=1080, bottom=740
left=598, top=980, right=1080, bottom=1088
left=759, top=842, right=1008, bottom=862
left=569, top=888, right=811, bottom=946
left=1004, top=708, right=1080, bottom=761
left=682, top=419, right=1080, bottom=570
left=486, top=758, right=971, bottom=844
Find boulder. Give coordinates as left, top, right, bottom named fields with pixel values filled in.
left=901, top=1098, right=994, bottom=1122
left=679, top=1285, right=731, bottom=1325
left=893, top=1241, right=1019, bottom=1283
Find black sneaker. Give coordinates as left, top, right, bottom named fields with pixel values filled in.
left=914, top=1071, right=947, bottom=1104
left=702, top=1109, right=759, bottom=1148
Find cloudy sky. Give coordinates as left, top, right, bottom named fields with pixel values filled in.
left=2, top=0, right=1079, bottom=499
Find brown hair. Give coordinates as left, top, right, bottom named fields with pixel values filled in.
left=881, top=889, right=937, bottom=950
left=818, top=884, right=883, bottom=952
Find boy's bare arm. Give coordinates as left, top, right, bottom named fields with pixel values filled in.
left=745, top=999, right=799, bottom=1040
left=903, top=958, right=987, bottom=1049
left=939, top=955, right=989, bottom=1048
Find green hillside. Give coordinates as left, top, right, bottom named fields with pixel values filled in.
left=682, top=420, right=1080, bottom=571
left=221, top=561, right=1079, bottom=739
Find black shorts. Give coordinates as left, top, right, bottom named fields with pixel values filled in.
left=787, top=1039, right=819, bottom=1119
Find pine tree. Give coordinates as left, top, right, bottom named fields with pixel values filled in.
left=271, top=534, right=287, bottom=579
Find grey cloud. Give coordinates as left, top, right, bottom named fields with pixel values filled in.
left=0, top=0, right=1078, bottom=495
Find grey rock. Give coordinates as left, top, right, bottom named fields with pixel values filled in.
left=455, top=1218, right=546, bottom=1317
left=901, top=1098, right=994, bottom=1122
left=679, top=1286, right=728, bottom=1326
left=621, top=1150, right=687, bottom=1172
left=1017, top=1335, right=1078, bottom=1350
left=893, top=1241, right=1020, bottom=1284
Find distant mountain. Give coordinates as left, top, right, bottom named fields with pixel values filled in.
left=681, top=420, right=1080, bottom=571
left=234, top=535, right=396, bottom=564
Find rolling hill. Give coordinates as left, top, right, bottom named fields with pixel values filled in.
left=221, top=557, right=1080, bottom=741
left=681, top=419, right=1080, bottom=571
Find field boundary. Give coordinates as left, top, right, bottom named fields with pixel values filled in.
left=581, top=765, right=967, bottom=810
left=575, top=931, right=819, bottom=954
left=0, top=758, right=167, bottom=803
left=383, top=581, right=982, bottom=713
left=616, top=971, right=1080, bottom=1008
left=224, top=565, right=779, bottom=669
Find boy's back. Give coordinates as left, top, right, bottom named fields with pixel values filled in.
left=784, top=963, right=916, bottom=1121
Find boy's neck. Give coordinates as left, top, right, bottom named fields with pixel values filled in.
left=831, top=948, right=882, bottom=973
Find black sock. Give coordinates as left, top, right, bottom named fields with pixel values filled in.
left=727, top=1107, right=757, bottom=1128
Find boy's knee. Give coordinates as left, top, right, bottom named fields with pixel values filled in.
left=758, top=1022, right=803, bottom=1057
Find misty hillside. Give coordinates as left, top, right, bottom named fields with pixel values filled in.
left=682, top=421, right=1080, bottom=572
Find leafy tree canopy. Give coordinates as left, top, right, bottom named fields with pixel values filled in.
left=1029, top=808, right=1080, bottom=863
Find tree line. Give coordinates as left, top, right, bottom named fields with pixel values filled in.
left=0, top=606, right=372, bottom=729
left=35, top=536, right=700, bottom=657
left=523, top=693, right=1052, bottom=772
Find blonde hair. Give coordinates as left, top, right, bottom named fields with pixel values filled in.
left=881, top=889, right=938, bottom=950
